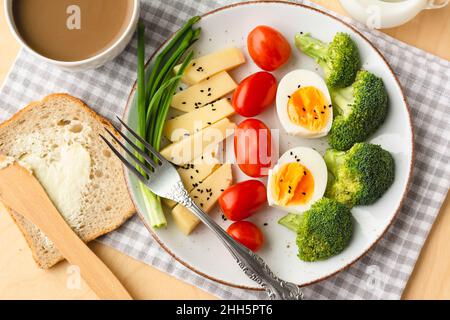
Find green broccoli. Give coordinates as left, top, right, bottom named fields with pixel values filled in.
left=328, top=70, right=389, bottom=151
left=295, top=32, right=360, bottom=88
left=279, top=198, right=353, bottom=262
left=325, top=143, right=395, bottom=208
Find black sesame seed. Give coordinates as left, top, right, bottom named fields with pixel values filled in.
left=264, top=223, right=268, bottom=226
left=182, top=102, right=186, bottom=105
left=302, top=192, right=306, bottom=196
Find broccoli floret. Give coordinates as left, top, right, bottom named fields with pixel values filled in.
left=279, top=198, right=353, bottom=262
left=295, top=32, right=360, bottom=88
left=328, top=70, right=388, bottom=151
left=325, top=143, right=395, bottom=208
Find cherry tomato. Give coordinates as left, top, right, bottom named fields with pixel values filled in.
left=219, top=180, right=267, bottom=221
left=247, top=25, right=291, bottom=71
left=227, top=221, right=264, bottom=252
left=234, top=119, right=272, bottom=178
left=232, top=72, right=277, bottom=117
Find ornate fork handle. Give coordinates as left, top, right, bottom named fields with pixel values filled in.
left=168, top=182, right=303, bottom=300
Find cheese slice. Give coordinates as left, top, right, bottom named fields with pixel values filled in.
left=163, top=151, right=220, bottom=209
left=164, top=98, right=235, bottom=142
left=160, top=118, right=236, bottom=165
left=174, top=47, right=246, bottom=85
left=171, top=71, right=237, bottom=112
left=172, top=163, right=233, bottom=235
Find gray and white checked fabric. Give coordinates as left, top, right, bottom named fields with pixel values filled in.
left=0, top=0, right=449, bottom=300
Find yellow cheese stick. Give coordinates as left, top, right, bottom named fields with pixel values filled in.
left=164, top=98, right=235, bottom=142
left=172, top=164, right=233, bottom=235
left=174, top=47, right=246, bottom=85
left=171, top=71, right=237, bottom=112
left=160, top=118, right=236, bottom=166
left=163, top=151, right=220, bottom=209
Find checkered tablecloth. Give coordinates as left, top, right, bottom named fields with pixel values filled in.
left=1, top=0, right=449, bottom=300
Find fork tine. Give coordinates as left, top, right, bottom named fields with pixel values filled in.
left=99, top=134, right=148, bottom=185
left=107, top=124, right=159, bottom=169
left=104, top=129, right=154, bottom=176
left=116, top=116, right=166, bottom=163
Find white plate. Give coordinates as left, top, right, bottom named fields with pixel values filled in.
left=123, top=1, right=414, bottom=290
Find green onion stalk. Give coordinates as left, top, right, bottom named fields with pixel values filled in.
left=136, top=17, right=201, bottom=229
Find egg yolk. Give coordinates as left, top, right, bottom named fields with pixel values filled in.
left=287, top=86, right=330, bottom=132
left=272, top=162, right=314, bottom=206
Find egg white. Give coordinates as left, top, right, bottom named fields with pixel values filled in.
left=276, top=69, right=333, bottom=138
left=267, top=147, right=328, bottom=214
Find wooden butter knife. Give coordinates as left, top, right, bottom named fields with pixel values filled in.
left=0, top=156, right=132, bottom=300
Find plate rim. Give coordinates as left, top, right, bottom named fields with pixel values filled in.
left=122, top=0, right=415, bottom=291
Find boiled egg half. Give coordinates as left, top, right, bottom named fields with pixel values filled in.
left=267, top=147, right=327, bottom=214
left=276, top=69, right=333, bottom=138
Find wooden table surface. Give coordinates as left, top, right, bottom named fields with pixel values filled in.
left=0, top=1, right=449, bottom=300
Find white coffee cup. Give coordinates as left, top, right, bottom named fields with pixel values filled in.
left=4, top=0, right=140, bottom=72
left=339, top=0, right=449, bottom=29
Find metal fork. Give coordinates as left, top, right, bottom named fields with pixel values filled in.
left=100, top=117, right=303, bottom=300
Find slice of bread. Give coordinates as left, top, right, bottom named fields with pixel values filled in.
left=0, top=94, right=135, bottom=269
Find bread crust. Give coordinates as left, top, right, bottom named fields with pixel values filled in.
left=0, top=93, right=135, bottom=269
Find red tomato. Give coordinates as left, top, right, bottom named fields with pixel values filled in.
left=219, top=180, right=267, bottom=221
left=227, top=221, right=264, bottom=252
left=232, top=72, right=277, bottom=117
left=234, top=119, right=272, bottom=178
left=247, top=25, right=291, bottom=71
